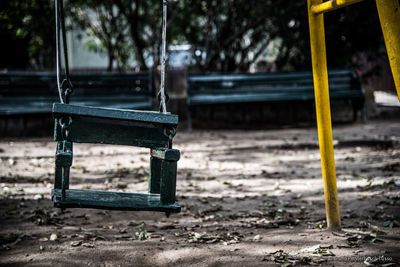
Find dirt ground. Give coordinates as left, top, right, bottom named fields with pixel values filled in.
left=0, top=120, right=399, bottom=266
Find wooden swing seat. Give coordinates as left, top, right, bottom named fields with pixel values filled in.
left=52, top=103, right=181, bottom=213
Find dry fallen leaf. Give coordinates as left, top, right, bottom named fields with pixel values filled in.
left=253, top=234, right=262, bottom=241
left=71, top=240, right=83, bottom=247
left=49, top=234, right=58, bottom=241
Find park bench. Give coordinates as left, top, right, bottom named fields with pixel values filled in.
left=186, top=69, right=365, bottom=130
left=0, top=72, right=153, bottom=116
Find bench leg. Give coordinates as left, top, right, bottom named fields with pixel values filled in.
left=361, top=104, right=367, bottom=123
left=228, top=104, right=235, bottom=123
left=187, top=106, right=192, bottom=132
left=352, top=104, right=358, bottom=122
left=351, top=99, right=366, bottom=122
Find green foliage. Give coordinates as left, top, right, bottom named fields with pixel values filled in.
left=0, top=0, right=55, bottom=69
left=112, top=0, right=169, bottom=70
left=170, top=0, right=383, bottom=72
left=0, top=0, right=385, bottom=72
left=69, top=0, right=131, bottom=71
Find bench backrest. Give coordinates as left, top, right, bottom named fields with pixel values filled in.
left=0, top=72, right=152, bottom=97
left=186, top=69, right=362, bottom=96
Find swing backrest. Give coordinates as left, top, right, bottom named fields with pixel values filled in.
left=53, top=103, right=178, bottom=148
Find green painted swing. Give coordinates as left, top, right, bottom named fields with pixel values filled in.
left=52, top=0, right=180, bottom=213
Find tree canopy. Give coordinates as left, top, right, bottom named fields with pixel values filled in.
left=0, top=0, right=385, bottom=72
left=0, top=0, right=55, bottom=70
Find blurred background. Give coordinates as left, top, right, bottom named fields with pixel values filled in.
left=0, top=0, right=398, bottom=135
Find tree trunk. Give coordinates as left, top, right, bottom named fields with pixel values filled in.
left=107, top=49, right=114, bottom=72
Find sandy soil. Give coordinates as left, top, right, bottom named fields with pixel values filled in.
left=0, top=120, right=399, bottom=266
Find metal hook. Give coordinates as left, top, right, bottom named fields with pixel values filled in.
left=59, top=116, right=72, bottom=140
left=164, top=127, right=176, bottom=148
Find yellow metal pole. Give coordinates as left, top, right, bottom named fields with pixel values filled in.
left=307, top=0, right=341, bottom=230
left=376, top=0, right=400, bottom=101
left=312, top=0, right=366, bottom=15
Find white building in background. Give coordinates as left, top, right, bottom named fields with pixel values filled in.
left=66, top=29, right=109, bottom=70
left=66, top=27, right=193, bottom=70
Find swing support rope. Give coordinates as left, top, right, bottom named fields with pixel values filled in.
left=159, top=0, right=168, bottom=114
left=54, top=0, right=171, bottom=113
left=55, top=0, right=73, bottom=104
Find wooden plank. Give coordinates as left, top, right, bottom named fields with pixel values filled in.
left=190, top=78, right=353, bottom=87
left=52, top=189, right=181, bottom=212
left=53, top=103, right=178, bottom=126
left=186, top=69, right=352, bottom=83
left=160, top=160, right=177, bottom=205
left=149, top=157, right=162, bottom=194
left=189, top=93, right=316, bottom=105
left=188, top=76, right=353, bottom=88
left=189, top=90, right=363, bottom=105
left=151, top=148, right=180, bottom=161
left=188, top=84, right=355, bottom=96
left=54, top=116, right=170, bottom=148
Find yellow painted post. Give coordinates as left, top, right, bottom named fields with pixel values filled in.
left=312, top=0, right=366, bottom=15
left=376, top=0, right=400, bottom=101
left=307, top=0, right=341, bottom=230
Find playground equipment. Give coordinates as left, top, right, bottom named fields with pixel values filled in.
left=52, top=0, right=180, bottom=213
left=307, top=0, right=400, bottom=229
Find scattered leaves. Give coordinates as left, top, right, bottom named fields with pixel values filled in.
left=71, top=240, right=83, bottom=247
left=187, top=231, right=242, bottom=245
left=136, top=231, right=150, bottom=240
left=49, top=234, right=58, bottom=241
left=383, top=220, right=399, bottom=228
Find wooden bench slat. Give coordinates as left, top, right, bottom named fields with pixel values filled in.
left=188, top=84, right=357, bottom=96
left=190, top=90, right=363, bottom=105
left=186, top=69, right=365, bottom=130
left=187, top=69, right=353, bottom=82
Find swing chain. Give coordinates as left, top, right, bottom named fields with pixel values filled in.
left=59, top=116, right=72, bottom=140
left=164, top=127, right=176, bottom=149
left=55, top=0, right=73, bottom=104
left=158, top=0, right=168, bottom=114
left=61, top=78, right=73, bottom=104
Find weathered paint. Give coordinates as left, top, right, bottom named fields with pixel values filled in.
left=53, top=103, right=178, bottom=126
left=54, top=116, right=170, bottom=148
left=54, top=141, right=73, bottom=190
left=160, top=159, right=178, bottom=205
left=149, top=157, right=162, bottom=194
left=308, top=0, right=341, bottom=230
left=311, top=0, right=366, bottom=14
left=52, top=189, right=181, bottom=212
left=376, top=0, right=400, bottom=101
left=151, top=148, right=181, bottom=161
left=149, top=148, right=180, bottom=205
